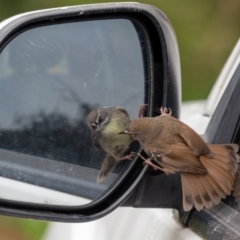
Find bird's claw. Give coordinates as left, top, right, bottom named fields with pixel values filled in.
left=143, top=159, right=164, bottom=171
left=138, top=105, right=172, bottom=117
left=138, top=104, right=148, bottom=118
left=137, top=153, right=164, bottom=171
left=160, top=107, right=172, bottom=116
left=118, top=152, right=136, bottom=161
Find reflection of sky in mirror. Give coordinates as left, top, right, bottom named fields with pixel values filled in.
left=0, top=19, right=144, bottom=129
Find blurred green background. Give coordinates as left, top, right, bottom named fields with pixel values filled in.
left=0, top=1, right=239, bottom=239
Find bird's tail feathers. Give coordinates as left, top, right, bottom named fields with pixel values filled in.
left=181, top=143, right=239, bottom=211
left=97, top=154, right=117, bottom=183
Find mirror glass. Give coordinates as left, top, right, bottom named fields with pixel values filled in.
left=0, top=18, right=146, bottom=205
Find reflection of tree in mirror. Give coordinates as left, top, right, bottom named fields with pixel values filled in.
left=0, top=103, right=105, bottom=169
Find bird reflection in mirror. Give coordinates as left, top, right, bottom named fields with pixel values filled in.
left=119, top=105, right=240, bottom=212
left=87, top=107, right=134, bottom=183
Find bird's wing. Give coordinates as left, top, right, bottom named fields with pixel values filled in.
left=147, top=142, right=207, bottom=174
left=92, top=134, right=104, bottom=151
left=177, top=120, right=213, bottom=157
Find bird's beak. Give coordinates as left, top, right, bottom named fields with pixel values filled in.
left=117, top=130, right=129, bottom=135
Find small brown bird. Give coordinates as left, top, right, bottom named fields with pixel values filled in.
left=119, top=106, right=239, bottom=211
left=87, top=107, right=133, bottom=183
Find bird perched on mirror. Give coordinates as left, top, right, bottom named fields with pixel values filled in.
left=87, top=107, right=133, bottom=183
left=119, top=106, right=240, bottom=212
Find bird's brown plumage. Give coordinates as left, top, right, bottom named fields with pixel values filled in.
left=122, top=109, right=239, bottom=211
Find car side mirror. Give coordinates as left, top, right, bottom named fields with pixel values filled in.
left=0, top=3, right=181, bottom=222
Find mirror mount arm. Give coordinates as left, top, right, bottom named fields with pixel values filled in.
left=122, top=171, right=192, bottom=225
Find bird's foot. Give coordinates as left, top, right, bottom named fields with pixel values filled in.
left=137, top=153, right=164, bottom=171
left=160, top=107, right=172, bottom=116
left=138, top=104, right=148, bottom=118
left=118, top=152, right=136, bottom=161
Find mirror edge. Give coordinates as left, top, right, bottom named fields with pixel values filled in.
left=0, top=2, right=181, bottom=222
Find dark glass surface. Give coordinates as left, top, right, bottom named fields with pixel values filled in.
left=0, top=19, right=146, bottom=205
